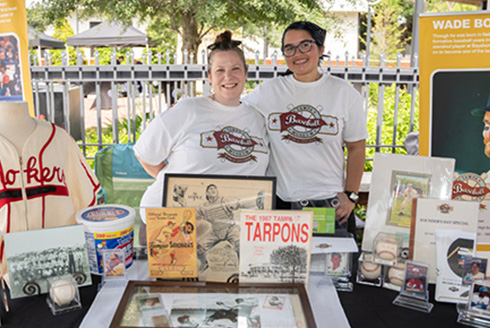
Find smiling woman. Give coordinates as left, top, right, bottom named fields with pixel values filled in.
left=243, top=21, right=368, bottom=238
left=134, top=30, right=269, bottom=224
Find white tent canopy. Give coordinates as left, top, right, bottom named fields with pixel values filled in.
left=28, top=25, right=65, bottom=49
left=66, top=21, right=150, bottom=47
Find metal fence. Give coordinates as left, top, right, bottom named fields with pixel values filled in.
left=29, top=49, right=419, bottom=162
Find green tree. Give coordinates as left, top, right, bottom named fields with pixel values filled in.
left=48, top=18, right=79, bottom=65
left=27, top=0, right=331, bottom=57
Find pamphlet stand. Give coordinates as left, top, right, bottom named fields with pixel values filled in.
left=46, top=275, right=81, bottom=315
left=457, top=281, right=490, bottom=327
left=393, top=261, right=433, bottom=313
left=372, top=232, right=403, bottom=266
left=356, top=252, right=383, bottom=287
left=100, top=249, right=128, bottom=289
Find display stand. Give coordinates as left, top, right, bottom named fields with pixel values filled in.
left=46, top=275, right=81, bottom=315
left=356, top=252, right=383, bottom=287
left=457, top=281, right=490, bottom=327
left=393, top=261, right=433, bottom=313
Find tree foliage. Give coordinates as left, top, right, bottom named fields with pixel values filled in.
left=28, top=0, right=329, bottom=57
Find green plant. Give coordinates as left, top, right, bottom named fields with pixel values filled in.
left=364, top=84, right=419, bottom=171
left=80, top=114, right=149, bottom=168
left=354, top=204, right=367, bottom=246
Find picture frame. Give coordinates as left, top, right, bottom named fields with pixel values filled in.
left=469, top=281, right=490, bottom=315
left=393, top=261, right=434, bottom=313
left=401, top=261, right=430, bottom=299
left=109, top=280, right=316, bottom=328
left=462, top=256, right=488, bottom=286
left=386, top=171, right=430, bottom=228
left=326, top=252, right=350, bottom=276
left=361, top=153, right=455, bottom=255
left=4, top=225, right=92, bottom=299
left=162, top=173, right=276, bottom=282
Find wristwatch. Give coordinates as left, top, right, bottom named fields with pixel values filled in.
left=344, top=191, right=359, bottom=203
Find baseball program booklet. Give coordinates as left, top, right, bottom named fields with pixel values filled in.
left=409, top=198, right=479, bottom=283
left=239, top=209, right=313, bottom=288
left=146, top=208, right=197, bottom=279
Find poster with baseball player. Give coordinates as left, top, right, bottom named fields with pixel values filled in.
left=162, top=174, right=276, bottom=283
left=0, top=0, right=33, bottom=108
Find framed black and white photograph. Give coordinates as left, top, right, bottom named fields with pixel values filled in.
left=163, top=173, right=276, bottom=283
left=111, top=281, right=315, bottom=328
left=4, top=225, right=92, bottom=299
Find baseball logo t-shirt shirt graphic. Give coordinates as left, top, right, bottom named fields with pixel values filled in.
left=268, top=104, right=338, bottom=144
left=200, top=126, right=268, bottom=164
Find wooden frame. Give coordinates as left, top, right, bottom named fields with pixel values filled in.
left=110, top=280, right=316, bottom=328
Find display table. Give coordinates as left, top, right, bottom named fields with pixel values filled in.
left=79, top=260, right=350, bottom=328
left=0, top=259, right=467, bottom=327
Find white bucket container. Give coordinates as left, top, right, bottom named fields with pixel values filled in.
left=76, top=204, right=135, bottom=275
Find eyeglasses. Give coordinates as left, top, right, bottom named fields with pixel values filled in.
left=282, top=40, right=314, bottom=58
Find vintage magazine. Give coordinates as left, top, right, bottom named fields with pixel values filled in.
left=239, top=210, right=313, bottom=288
left=146, top=208, right=197, bottom=279
left=409, top=198, right=479, bottom=283
left=361, top=153, right=455, bottom=254
left=4, top=225, right=92, bottom=299
left=435, top=229, right=477, bottom=304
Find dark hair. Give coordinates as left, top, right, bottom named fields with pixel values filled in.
left=332, top=252, right=342, bottom=259
left=207, top=30, right=247, bottom=71
left=280, top=21, right=327, bottom=76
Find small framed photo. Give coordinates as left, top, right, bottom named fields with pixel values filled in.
left=462, top=256, right=488, bottom=285
left=386, top=171, right=430, bottom=228
left=102, top=249, right=127, bottom=278
left=469, top=281, right=490, bottom=313
left=326, top=252, right=350, bottom=276
left=136, top=294, right=165, bottom=312
left=401, top=261, right=429, bottom=299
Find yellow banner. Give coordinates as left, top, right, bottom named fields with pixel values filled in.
left=0, top=0, right=33, bottom=113
left=419, top=11, right=490, bottom=174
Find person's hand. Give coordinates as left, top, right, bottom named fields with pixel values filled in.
left=335, top=192, right=355, bottom=225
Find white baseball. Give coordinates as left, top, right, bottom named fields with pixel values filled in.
left=375, top=241, right=397, bottom=261
left=360, top=261, right=381, bottom=280
left=388, top=264, right=405, bottom=286
left=50, top=279, right=76, bottom=306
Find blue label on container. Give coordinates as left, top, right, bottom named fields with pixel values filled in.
left=81, top=207, right=130, bottom=222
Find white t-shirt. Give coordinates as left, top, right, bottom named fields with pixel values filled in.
left=243, top=73, right=367, bottom=201
left=134, top=96, right=269, bottom=215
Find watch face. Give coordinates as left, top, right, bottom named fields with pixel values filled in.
left=349, top=193, right=359, bottom=202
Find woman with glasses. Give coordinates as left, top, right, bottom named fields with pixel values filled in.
left=244, top=21, right=367, bottom=235
left=135, top=31, right=269, bottom=223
